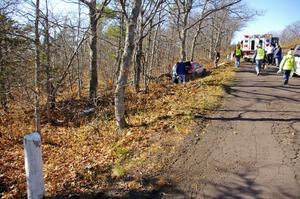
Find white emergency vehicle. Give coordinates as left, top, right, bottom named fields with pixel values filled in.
left=293, top=44, right=300, bottom=76
left=240, top=34, right=279, bottom=61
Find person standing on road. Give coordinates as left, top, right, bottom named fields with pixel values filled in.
left=277, top=50, right=296, bottom=85
left=233, top=44, right=242, bottom=68
left=266, top=44, right=275, bottom=65
left=253, top=44, right=265, bottom=76
left=273, top=44, right=282, bottom=67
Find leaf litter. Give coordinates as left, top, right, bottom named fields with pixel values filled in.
left=0, top=64, right=235, bottom=198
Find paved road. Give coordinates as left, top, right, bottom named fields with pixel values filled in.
left=164, top=63, right=300, bottom=199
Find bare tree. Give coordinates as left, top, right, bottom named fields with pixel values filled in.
left=147, top=14, right=161, bottom=87
left=133, top=0, right=165, bottom=92
left=173, top=0, right=193, bottom=61
left=190, top=0, right=209, bottom=61
left=80, top=0, right=111, bottom=101
left=34, top=0, right=41, bottom=132
left=0, top=1, right=33, bottom=112
left=43, top=0, right=55, bottom=113
left=281, top=21, right=300, bottom=46
left=114, top=0, right=142, bottom=129
left=77, top=0, right=83, bottom=98
left=169, top=0, right=242, bottom=61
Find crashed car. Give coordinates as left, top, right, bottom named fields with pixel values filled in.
left=293, top=44, right=300, bottom=77
left=192, top=62, right=205, bottom=76
left=172, top=61, right=205, bottom=83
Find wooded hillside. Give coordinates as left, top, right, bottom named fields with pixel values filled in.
left=1, top=0, right=299, bottom=198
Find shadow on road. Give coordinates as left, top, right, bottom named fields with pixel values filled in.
left=44, top=174, right=188, bottom=199
left=197, top=168, right=300, bottom=199
left=200, top=169, right=264, bottom=199
left=223, top=84, right=300, bottom=103
left=196, top=83, right=300, bottom=122
left=196, top=115, right=300, bottom=122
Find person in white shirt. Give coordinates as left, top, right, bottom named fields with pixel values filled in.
left=266, top=44, right=275, bottom=65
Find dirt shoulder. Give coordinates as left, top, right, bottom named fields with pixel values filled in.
left=161, top=63, right=300, bottom=199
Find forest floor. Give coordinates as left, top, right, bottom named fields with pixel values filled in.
left=158, top=63, right=300, bottom=199
left=0, top=62, right=235, bottom=198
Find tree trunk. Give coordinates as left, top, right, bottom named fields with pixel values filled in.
left=190, top=0, right=208, bottom=61
left=148, top=23, right=159, bottom=83
left=178, top=0, right=192, bottom=61
left=34, top=0, right=41, bottom=133
left=0, top=43, right=8, bottom=111
left=45, top=0, right=55, bottom=111
left=144, top=20, right=152, bottom=92
left=114, top=0, right=141, bottom=129
left=133, top=13, right=143, bottom=92
left=114, top=14, right=124, bottom=83
left=213, top=11, right=227, bottom=53
left=209, top=18, right=215, bottom=60
left=180, top=28, right=187, bottom=61
left=190, top=27, right=200, bottom=61
left=133, top=40, right=142, bottom=92
left=89, top=0, right=98, bottom=102
left=77, top=0, right=82, bottom=98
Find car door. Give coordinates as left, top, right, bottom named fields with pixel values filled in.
left=293, top=45, right=300, bottom=75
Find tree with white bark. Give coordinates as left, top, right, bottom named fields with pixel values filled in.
left=133, top=0, right=166, bottom=92
left=168, top=0, right=242, bottom=61
left=114, top=0, right=142, bottom=129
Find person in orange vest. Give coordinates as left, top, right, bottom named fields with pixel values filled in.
left=233, top=44, right=242, bottom=68
left=277, top=50, right=296, bottom=85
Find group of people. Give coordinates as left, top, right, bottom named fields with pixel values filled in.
left=265, top=43, right=282, bottom=66
left=172, top=60, right=205, bottom=84
left=233, top=44, right=296, bottom=85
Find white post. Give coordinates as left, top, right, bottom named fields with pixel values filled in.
left=24, top=132, right=44, bottom=199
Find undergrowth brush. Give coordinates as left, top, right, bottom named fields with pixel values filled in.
left=0, top=63, right=235, bottom=198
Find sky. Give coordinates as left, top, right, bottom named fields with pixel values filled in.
left=232, top=0, right=300, bottom=44
left=52, top=0, right=300, bottom=45
left=17, top=0, right=300, bottom=45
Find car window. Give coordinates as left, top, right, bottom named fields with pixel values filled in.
left=294, top=45, right=300, bottom=57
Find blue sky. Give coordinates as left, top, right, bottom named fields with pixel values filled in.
left=232, top=0, right=300, bottom=43
left=19, top=0, right=300, bottom=45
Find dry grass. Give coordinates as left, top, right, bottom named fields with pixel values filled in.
left=0, top=63, right=235, bottom=198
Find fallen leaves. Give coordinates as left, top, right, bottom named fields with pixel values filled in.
left=0, top=64, right=235, bottom=198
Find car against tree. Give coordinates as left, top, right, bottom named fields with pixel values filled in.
left=293, top=45, right=300, bottom=77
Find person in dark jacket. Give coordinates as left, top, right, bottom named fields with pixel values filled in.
left=214, top=50, right=220, bottom=68
left=176, top=60, right=186, bottom=83
left=273, top=43, right=282, bottom=67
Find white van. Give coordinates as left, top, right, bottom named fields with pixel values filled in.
left=241, top=34, right=279, bottom=61
left=293, top=45, right=300, bottom=76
